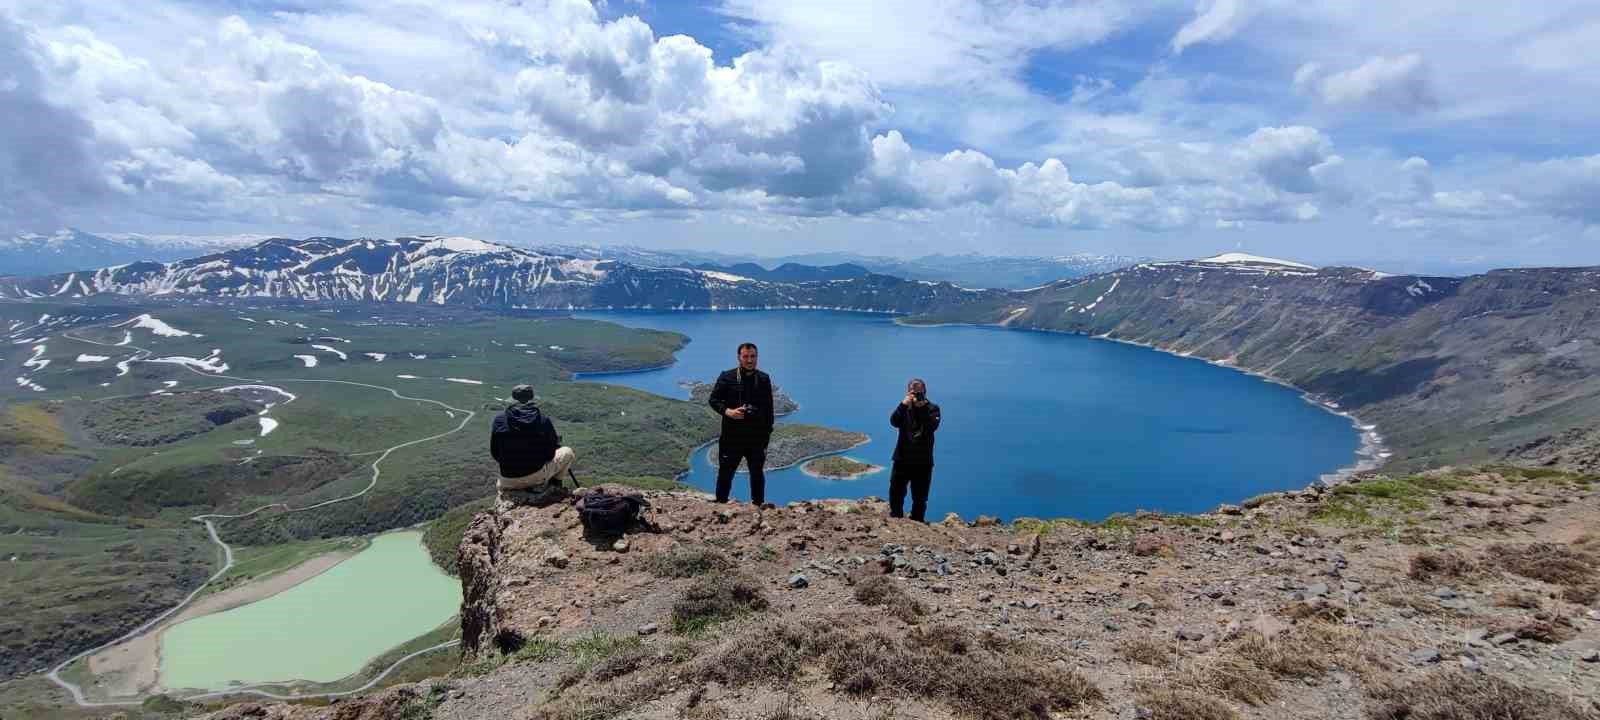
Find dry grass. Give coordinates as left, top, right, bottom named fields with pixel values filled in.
left=1489, top=543, right=1597, bottom=587
left=1135, top=687, right=1240, bottom=720
left=532, top=672, right=666, bottom=720
left=638, top=545, right=734, bottom=578
left=852, top=575, right=926, bottom=624
left=1408, top=550, right=1478, bottom=581
left=689, top=620, right=1102, bottom=720
left=1493, top=590, right=1544, bottom=609
left=671, top=574, right=769, bottom=633
left=1173, top=655, right=1278, bottom=706
left=1119, top=636, right=1178, bottom=667
left=1561, top=582, right=1598, bottom=606
left=1366, top=671, right=1594, bottom=720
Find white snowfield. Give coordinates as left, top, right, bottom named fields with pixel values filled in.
left=149, top=349, right=229, bottom=374
left=15, top=376, right=46, bottom=392
left=365, top=353, right=387, bottom=362
left=698, top=270, right=755, bottom=283
left=1198, top=253, right=1316, bottom=270
left=395, top=374, right=419, bottom=379
left=311, top=344, right=348, bottom=360
left=444, top=378, right=484, bottom=385
left=258, top=417, right=279, bottom=437
left=76, top=354, right=111, bottom=362
left=293, top=354, right=318, bottom=368
left=410, top=353, right=427, bottom=360
left=119, top=313, right=201, bottom=337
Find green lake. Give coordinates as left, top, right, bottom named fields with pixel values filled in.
left=159, top=530, right=459, bottom=690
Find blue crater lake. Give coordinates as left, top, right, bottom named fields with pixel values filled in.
left=576, top=310, right=1362, bottom=522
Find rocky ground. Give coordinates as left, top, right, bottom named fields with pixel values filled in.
left=194, top=466, right=1600, bottom=720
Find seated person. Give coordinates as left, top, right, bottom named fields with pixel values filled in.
left=491, top=384, right=575, bottom=491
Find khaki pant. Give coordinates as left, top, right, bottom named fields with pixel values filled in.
left=498, top=446, right=576, bottom=490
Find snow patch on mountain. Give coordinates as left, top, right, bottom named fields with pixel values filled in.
left=1198, top=253, right=1316, bottom=270
left=311, top=344, right=348, bottom=360
left=119, top=313, right=200, bottom=338
left=148, top=349, right=229, bottom=374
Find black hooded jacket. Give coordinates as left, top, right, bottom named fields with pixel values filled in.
left=490, top=402, right=561, bottom=478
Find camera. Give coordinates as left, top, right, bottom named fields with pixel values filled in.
left=740, top=403, right=757, bottom=415
left=912, top=391, right=926, bottom=403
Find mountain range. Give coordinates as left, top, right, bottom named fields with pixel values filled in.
left=0, top=235, right=1003, bottom=315
left=7, top=239, right=1599, bottom=471
left=536, top=243, right=1150, bottom=289
left=0, top=229, right=267, bottom=277
left=910, top=252, right=1600, bottom=473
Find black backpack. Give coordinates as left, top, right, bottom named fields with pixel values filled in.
left=575, top=489, right=645, bottom=537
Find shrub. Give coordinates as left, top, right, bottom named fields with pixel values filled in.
left=852, top=575, right=925, bottom=624
left=638, top=545, right=734, bottom=579
left=1408, top=550, right=1477, bottom=581
left=671, top=574, right=769, bottom=633
left=1366, top=671, right=1593, bottom=720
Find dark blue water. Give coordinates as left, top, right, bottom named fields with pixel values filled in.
left=577, top=310, right=1360, bottom=521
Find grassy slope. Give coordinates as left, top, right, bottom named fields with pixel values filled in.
left=0, top=299, right=722, bottom=685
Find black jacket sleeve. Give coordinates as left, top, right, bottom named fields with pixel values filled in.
left=708, top=371, right=731, bottom=416
left=542, top=415, right=561, bottom=447
left=490, top=415, right=506, bottom=463
left=890, top=404, right=904, bottom=428
left=763, top=373, right=775, bottom=434
left=924, top=403, right=942, bottom=433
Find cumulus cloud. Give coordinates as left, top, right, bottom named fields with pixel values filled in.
left=3, top=0, right=1599, bottom=261
left=1238, top=126, right=1338, bottom=194
left=1293, top=53, right=1438, bottom=112
left=0, top=15, right=108, bottom=230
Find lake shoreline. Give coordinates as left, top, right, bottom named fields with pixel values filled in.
left=893, top=315, right=1388, bottom=493
left=800, top=456, right=885, bottom=481
left=85, top=544, right=361, bottom=699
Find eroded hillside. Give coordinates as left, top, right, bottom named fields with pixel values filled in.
left=201, top=466, right=1599, bottom=720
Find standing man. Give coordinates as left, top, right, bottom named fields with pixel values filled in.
left=889, top=378, right=941, bottom=522
left=491, top=384, right=576, bottom=492
left=707, top=342, right=775, bottom=505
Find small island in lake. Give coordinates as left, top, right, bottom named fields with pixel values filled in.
left=708, top=424, right=869, bottom=472
left=801, top=455, right=883, bottom=480
left=682, top=381, right=800, bottom=416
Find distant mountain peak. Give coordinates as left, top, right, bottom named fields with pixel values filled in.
left=1196, top=252, right=1317, bottom=270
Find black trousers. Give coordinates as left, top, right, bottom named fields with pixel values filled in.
left=889, top=463, right=933, bottom=521
left=715, top=441, right=767, bottom=505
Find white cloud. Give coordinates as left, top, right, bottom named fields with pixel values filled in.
left=0, top=1, right=1598, bottom=266
left=1293, top=53, right=1437, bottom=113
left=1171, top=0, right=1254, bottom=54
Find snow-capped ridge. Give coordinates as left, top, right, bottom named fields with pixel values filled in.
left=1197, top=253, right=1317, bottom=270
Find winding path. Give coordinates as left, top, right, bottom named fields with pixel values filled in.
left=45, top=328, right=477, bottom=707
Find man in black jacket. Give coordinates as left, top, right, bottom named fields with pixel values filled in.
left=707, top=342, right=775, bottom=505
left=889, top=378, right=941, bottom=522
left=491, top=384, right=575, bottom=492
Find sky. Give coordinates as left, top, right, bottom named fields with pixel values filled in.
left=1, top=0, right=1598, bottom=270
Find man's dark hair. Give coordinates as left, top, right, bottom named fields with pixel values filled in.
left=511, top=384, right=535, bottom=402
left=737, top=342, right=758, bottom=354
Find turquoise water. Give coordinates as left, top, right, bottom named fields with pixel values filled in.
left=159, top=531, right=459, bottom=690
left=577, top=310, right=1361, bottom=521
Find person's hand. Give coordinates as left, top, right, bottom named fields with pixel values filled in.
left=725, top=407, right=746, bottom=420
left=902, top=393, right=915, bottom=406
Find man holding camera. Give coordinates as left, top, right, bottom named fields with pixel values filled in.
left=889, top=378, right=941, bottom=522
left=708, top=342, right=775, bottom=505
